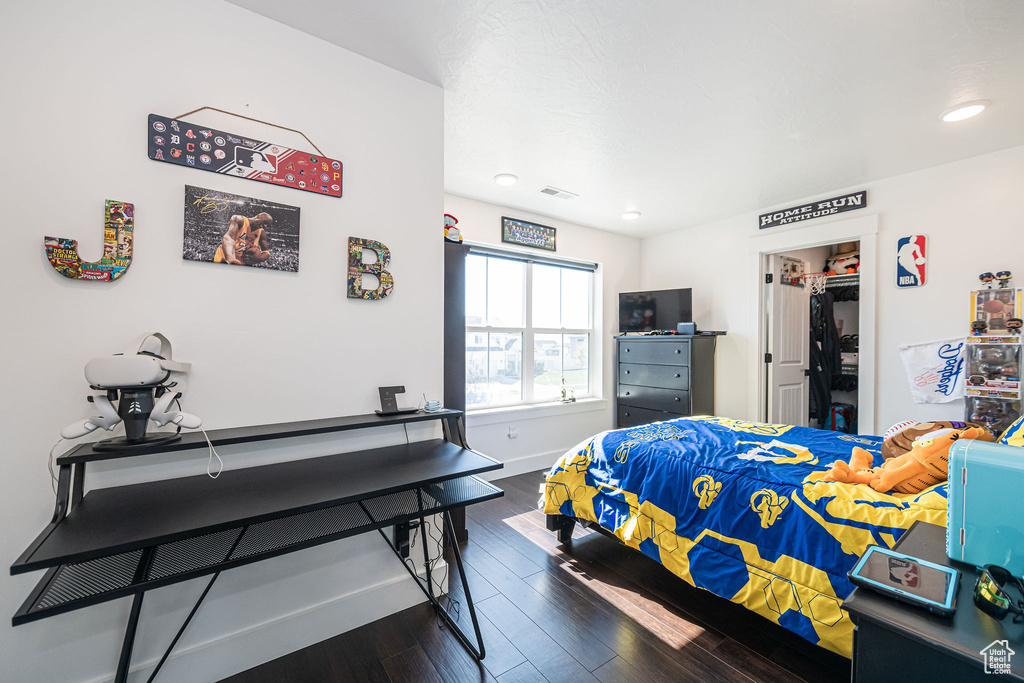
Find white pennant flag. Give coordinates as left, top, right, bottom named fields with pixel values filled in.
left=899, top=338, right=966, bottom=403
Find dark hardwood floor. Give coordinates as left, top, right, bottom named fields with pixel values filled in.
left=222, top=471, right=850, bottom=683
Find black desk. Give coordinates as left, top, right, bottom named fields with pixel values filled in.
left=844, top=521, right=1024, bottom=682
left=11, top=410, right=501, bottom=682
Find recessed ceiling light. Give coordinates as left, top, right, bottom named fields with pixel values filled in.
left=940, top=100, right=989, bottom=122
left=622, top=211, right=641, bottom=220
left=494, top=173, right=518, bottom=186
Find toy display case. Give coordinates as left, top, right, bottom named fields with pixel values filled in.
left=964, top=332, right=1022, bottom=436
left=969, top=288, right=1022, bottom=335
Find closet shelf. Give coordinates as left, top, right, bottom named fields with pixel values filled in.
left=824, top=273, right=859, bottom=289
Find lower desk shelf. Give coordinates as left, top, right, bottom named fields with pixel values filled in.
left=16, top=474, right=501, bottom=626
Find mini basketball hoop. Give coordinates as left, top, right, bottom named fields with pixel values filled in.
left=797, top=272, right=830, bottom=295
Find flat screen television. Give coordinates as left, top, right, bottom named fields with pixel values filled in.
left=618, top=288, right=692, bottom=333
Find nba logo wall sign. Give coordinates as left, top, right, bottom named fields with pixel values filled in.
left=896, top=235, right=927, bottom=287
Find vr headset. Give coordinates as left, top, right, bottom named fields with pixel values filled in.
left=84, top=333, right=190, bottom=389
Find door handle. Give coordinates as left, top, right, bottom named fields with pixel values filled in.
left=804, top=369, right=811, bottom=376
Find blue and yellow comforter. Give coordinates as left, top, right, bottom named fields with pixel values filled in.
left=542, top=416, right=947, bottom=657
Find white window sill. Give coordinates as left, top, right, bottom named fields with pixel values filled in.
left=467, top=398, right=609, bottom=427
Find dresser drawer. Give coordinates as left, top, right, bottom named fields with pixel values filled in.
left=619, top=363, right=690, bottom=390
left=618, top=385, right=691, bottom=413
left=618, top=340, right=690, bottom=365
left=617, top=405, right=684, bottom=429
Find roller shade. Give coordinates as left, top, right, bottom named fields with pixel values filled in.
left=466, top=243, right=598, bottom=273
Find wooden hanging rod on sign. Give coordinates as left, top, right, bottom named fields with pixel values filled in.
left=174, top=106, right=325, bottom=156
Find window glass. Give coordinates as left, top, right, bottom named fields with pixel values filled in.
left=466, top=331, right=488, bottom=406
left=486, top=259, right=524, bottom=327
left=532, top=265, right=560, bottom=328
left=466, top=253, right=594, bottom=409
left=534, top=333, right=563, bottom=402
left=466, top=331, right=522, bottom=407
left=465, top=255, right=486, bottom=325
left=561, top=269, right=591, bottom=329
left=564, top=334, right=590, bottom=395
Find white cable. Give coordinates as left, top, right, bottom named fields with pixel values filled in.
left=200, top=427, right=223, bottom=479
left=48, top=439, right=66, bottom=495
left=421, top=392, right=443, bottom=413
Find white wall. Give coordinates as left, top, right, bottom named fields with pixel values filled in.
left=776, top=246, right=833, bottom=277
left=641, top=144, right=1024, bottom=433
left=0, top=2, right=442, bottom=681
left=444, top=195, right=641, bottom=477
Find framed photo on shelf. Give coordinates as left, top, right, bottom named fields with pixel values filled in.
left=501, top=216, right=556, bottom=251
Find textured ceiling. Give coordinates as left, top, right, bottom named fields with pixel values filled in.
left=227, top=0, right=1024, bottom=237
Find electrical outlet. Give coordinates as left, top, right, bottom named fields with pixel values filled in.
left=508, top=425, right=518, bottom=439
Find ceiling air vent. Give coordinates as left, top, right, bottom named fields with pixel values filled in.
left=540, top=186, right=578, bottom=200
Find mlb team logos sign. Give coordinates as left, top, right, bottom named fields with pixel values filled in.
left=896, top=235, right=927, bottom=287
left=148, top=114, right=342, bottom=198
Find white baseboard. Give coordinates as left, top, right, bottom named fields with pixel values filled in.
left=478, top=449, right=563, bottom=482
left=97, top=564, right=440, bottom=683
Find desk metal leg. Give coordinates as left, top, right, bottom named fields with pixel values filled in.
left=114, top=592, right=145, bottom=683
left=145, top=572, right=221, bottom=683
left=378, top=510, right=486, bottom=660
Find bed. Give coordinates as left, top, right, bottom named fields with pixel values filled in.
left=541, top=416, right=948, bottom=657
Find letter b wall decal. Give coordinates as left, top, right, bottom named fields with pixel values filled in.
left=44, top=200, right=134, bottom=281
left=347, top=237, right=394, bottom=299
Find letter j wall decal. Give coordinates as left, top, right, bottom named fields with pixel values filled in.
left=44, top=200, right=134, bottom=281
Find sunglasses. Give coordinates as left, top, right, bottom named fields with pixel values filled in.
left=974, top=565, right=1024, bottom=623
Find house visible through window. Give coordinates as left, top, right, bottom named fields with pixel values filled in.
left=465, top=249, right=596, bottom=409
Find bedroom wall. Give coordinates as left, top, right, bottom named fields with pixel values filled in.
left=640, top=143, right=1024, bottom=433
left=0, top=2, right=442, bottom=682
left=444, top=194, right=641, bottom=477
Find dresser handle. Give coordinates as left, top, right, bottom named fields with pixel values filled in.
left=675, top=373, right=680, bottom=378
left=625, top=370, right=630, bottom=374
left=625, top=391, right=630, bottom=395
left=675, top=349, right=680, bottom=354
left=674, top=397, right=680, bottom=402
left=625, top=348, right=630, bottom=352
left=624, top=412, right=630, bottom=416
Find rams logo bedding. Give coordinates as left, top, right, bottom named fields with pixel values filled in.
left=542, top=417, right=947, bottom=657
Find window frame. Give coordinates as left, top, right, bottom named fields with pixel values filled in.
left=465, top=246, right=598, bottom=411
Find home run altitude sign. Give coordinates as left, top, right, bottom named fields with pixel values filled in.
left=759, top=190, right=867, bottom=229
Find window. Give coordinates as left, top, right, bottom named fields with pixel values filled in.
left=466, top=250, right=596, bottom=409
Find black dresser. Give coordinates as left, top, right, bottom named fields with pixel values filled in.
left=615, top=335, right=717, bottom=428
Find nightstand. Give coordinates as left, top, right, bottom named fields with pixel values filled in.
left=843, top=521, right=1024, bottom=682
